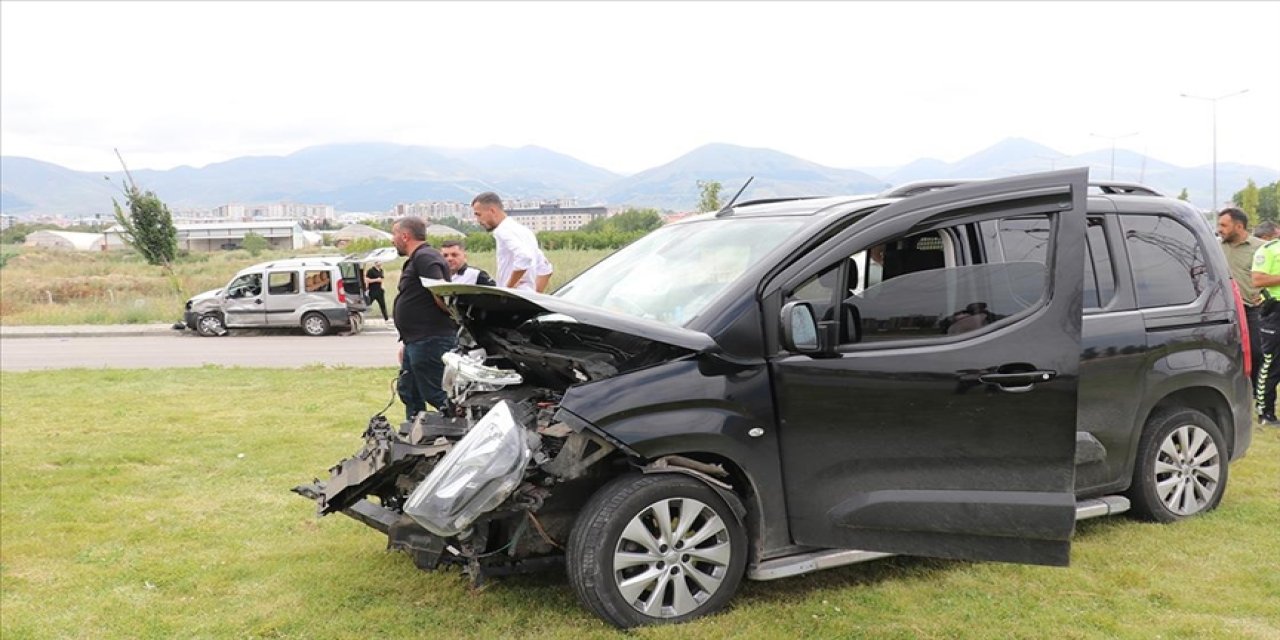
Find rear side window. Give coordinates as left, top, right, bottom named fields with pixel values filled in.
left=268, top=271, right=299, bottom=295
left=304, top=270, right=332, bottom=293
left=1119, top=214, right=1205, bottom=308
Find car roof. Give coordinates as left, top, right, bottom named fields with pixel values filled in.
left=683, top=179, right=1189, bottom=226
left=237, top=256, right=349, bottom=273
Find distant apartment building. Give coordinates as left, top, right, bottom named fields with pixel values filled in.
left=0, top=214, right=15, bottom=231
left=508, top=203, right=608, bottom=232
left=213, top=202, right=335, bottom=222
left=391, top=201, right=473, bottom=221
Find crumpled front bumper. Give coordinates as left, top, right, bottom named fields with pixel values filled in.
left=293, top=413, right=468, bottom=569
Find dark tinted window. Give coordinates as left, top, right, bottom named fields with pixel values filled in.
left=1083, top=218, right=1115, bottom=309
left=1120, top=215, right=1205, bottom=308
left=997, top=217, right=1050, bottom=264
left=853, top=262, right=1046, bottom=342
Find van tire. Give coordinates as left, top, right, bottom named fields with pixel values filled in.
left=196, top=313, right=227, bottom=337
left=1126, top=407, right=1228, bottom=523
left=567, top=474, right=747, bottom=628
left=301, top=312, right=330, bottom=337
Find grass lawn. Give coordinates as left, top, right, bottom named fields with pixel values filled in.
left=2, top=368, right=1278, bottom=639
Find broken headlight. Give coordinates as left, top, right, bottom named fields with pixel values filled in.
left=442, top=351, right=523, bottom=402
left=402, top=401, right=531, bottom=537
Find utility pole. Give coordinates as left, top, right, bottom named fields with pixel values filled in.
left=1181, top=89, right=1249, bottom=212
left=1090, top=132, right=1139, bottom=180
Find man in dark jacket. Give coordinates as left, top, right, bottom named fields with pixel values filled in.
left=440, top=239, right=496, bottom=286
left=390, top=216, right=455, bottom=418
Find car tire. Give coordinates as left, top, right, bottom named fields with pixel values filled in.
left=1126, top=407, right=1228, bottom=523
left=195, top=313, right=227, bottom=337
left=567, top=473, right=747, bottom=629
left=301, top=312, right=330, bottom=337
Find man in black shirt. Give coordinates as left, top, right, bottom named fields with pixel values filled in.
left=363, top=261, right=388, bottom=321
left=391, top=216, right=456, bottom=418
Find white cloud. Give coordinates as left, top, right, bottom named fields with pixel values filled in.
left=2, top=1, right=1277, bottom=175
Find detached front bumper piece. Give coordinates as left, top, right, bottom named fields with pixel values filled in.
left=293, top=412, right=469, bottom=569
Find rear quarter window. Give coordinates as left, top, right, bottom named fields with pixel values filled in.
left=1119, top=214, right=1206, bottom=308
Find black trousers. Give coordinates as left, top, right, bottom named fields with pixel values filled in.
left=367, top=289, right=387, bottom=320
left=1255, top=307, right=1280, bottom=417
left=1246, top=306, right=1263, bottom=388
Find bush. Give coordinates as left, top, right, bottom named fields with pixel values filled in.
left=242, top=232, right=269, bottom=256
left=341, top=237, right=393, bottom=255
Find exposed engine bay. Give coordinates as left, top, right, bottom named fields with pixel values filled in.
left=293, top=288, right=711, bottom=581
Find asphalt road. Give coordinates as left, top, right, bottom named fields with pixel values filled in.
left=0, top=331, right=402, bottom=371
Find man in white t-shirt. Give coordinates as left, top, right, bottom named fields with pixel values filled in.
left=471, top=192, right=554, bottom=292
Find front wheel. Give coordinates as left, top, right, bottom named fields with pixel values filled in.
left=196, top=313, right=227, bottom=337
left=301, top=312, right=330, bottom=336
left=1127, top=407, right=1228, bottom=523
left=567, top=474, right=747, bottom=628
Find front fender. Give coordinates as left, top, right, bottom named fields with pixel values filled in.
left=557, top=357, right=794, bottom=558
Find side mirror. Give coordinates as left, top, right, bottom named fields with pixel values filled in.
left=780, top=301, right=820, bottom=352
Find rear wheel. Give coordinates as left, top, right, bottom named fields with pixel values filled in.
left=196, top=313, right=226, bottom=337
left=1127, top=408, right=1228, bottom=522
left=567, top=474, right=747, bottom=628
left=301, top=312, right=330, bottom=336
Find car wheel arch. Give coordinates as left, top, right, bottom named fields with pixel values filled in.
left=1146, top=385, right=1236, bottom=457
left=634, top=452, right=763, bottom=565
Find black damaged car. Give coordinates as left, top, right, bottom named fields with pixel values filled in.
left=295, top=168, right=1252, bottom=628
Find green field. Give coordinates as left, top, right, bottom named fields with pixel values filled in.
left=0, top=247, right=613, bottom=326
left=1, top=368, right=1277, bottom=638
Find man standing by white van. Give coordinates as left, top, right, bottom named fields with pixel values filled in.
left=471, top=192, right=553, bottom=292
left=390, top=216, right=455, bottom=418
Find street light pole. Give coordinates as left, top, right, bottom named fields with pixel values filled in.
left=1181, top=89, right=1249, bottom=212
left=1090, top=132, right=1139, bottom=180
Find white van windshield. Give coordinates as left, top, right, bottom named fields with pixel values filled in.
left=555, top=218, right=806, bottom=327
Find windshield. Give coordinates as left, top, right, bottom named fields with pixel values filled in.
left=555, top=217, right=807, bottom=327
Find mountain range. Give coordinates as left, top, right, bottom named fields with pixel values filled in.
left=2, top=138, right=1276, bottom=217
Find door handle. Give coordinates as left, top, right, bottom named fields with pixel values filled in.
left=254, top=299, right=263, bottom=305
left=977, top=370, right=1056, bottom=393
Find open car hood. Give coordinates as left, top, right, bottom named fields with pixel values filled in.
left=428, top=283, right=718, bottom=354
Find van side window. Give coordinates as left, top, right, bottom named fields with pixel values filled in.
left=1083, top=218, right=1115, bottom=309
left=852, top=219, right=1049, bottom=343
left=784, top=218, right=1052, bottom=346
left=305, top=270, right=332, bottom=293
left=1119, top=214, right=1204, bottom=308
left=268, top=271, right=299, bottom=295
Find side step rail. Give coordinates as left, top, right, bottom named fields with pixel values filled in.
left=747, top=495, right=1131, bottom=581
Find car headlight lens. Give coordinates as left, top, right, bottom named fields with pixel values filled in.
left=442, top=351, right=523, bottom=398
left=402, top=401, right=531, bottom=537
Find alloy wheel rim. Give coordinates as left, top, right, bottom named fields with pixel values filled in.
left=1154, top=424, right=1221, bottom=515
left=200, top=316, right=222, bottom=333
left=612, top=497, right=732, bottom=618
left=304, top=317, right=325, bottom=334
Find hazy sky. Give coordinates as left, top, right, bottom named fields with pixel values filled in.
left=2, top=1, right=1277, bottom=175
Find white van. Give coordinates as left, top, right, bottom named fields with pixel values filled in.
left=182, top=256, right=368, bottom=336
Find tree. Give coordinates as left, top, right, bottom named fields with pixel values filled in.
left=1177, top=188, right=1190, bottom=201
left=242, top=231, right=268, bottom=256
left=697, top=180, right=722, bottom=212
left=1233, top=178, right=1261, bottom=225
left=580, top=208, right=663, bottom=234
left=110, top=150, right=177, bottom=272
left=1257, top=180, right=1280, bottom=223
